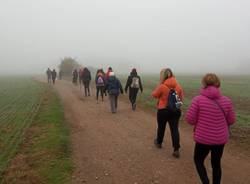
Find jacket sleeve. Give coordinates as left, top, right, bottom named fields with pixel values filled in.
left=125, top=76, right=130, bottom=92
left=152, top=85, right=163, bottom=99
left=118, top=80, right=124, bottom=94
left=185, top=97, right=199, bottom=125
left=105, top=81, right=109, bottom=91
left=176, top=84, right=184, bottom=101
left=227, top=100, right=236, bottom=126
left=95, top=75, right=98, bottom=84
left=139, top=76, right=143, bottom=92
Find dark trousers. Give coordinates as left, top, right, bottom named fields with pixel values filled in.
left=96, top=86, right=104, bottom=100
left=52, top=78, right=56, bottom=84
left=47, top=76, right=51, bottom=84
left=83, top=81, right=90, bottom=96
left=129, top=88, right=139, bottom=106
left=73, top=77, right=78, bottom=84
left=156, top=109, right=181, bottom=151
left=194, top=143, right=225, bottom=184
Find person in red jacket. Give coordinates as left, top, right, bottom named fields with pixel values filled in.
left=152, top=68, right=184, bottom=158
left=185, top=73, right=235, bottom=184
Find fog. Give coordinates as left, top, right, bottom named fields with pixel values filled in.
left=0, top=0, right=250, bottom=75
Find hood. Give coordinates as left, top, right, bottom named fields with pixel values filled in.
left=130, top=69, right=137, bottom=77
left=108, top=76, right=116, bottom=81
left=200, top=86, right=221, bottom=99
left=163, top=77, right=178, bottom=89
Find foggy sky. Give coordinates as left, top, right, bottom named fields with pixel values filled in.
left=0, top=0, right=250, bottom=75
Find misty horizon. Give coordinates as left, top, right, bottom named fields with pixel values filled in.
left=1, top=0, right=250, bottom=75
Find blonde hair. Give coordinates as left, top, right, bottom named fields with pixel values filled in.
left=159, top=68, right=174, bottom=83
left=202, top=73, right=221, bottom=88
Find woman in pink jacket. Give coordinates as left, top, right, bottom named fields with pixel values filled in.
left=185, top=73, right=235, bottom=184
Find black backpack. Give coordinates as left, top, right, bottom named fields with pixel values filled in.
left=166, top=89, right=182, bottom=112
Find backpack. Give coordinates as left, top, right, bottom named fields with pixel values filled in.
left=97, top=76, right=104, bottom=85
left=130, top=77, right=140, bottom=88
left=166, top=89, right=182, bottom=112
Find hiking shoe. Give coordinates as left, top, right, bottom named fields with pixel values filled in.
left=172, top=150, right=180, bottom=158
left=132, top=103, right=136, bottom=111
left=154, top=139, right=162, bottom=149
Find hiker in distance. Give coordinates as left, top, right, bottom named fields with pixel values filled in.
left=95, top=69, right=106, bottom=101
left=58, top=70, right=63, bottom=80
left=82, top=67, right=92, bottom=97
left=72, top=69, right=78, bottom=85
left=78, top=68, right=83, bottom=87
left=46, top=68, right=52, bottom=84
left=105, top=72, right=123, bottom=113
left=185, top=73, right=235, bottom=184
left=51, top=69, right=57, bottom=84
left=125, top=68, right=143, bottom=110
left=152, top=68, right=184, bottom=158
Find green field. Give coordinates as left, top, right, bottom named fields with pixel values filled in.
left=0, top=77, right=43, bottom=175
left=0, top=77, right=72, bottom=183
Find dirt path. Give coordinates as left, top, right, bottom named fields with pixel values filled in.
left=52, top=79, right=249, bottom=184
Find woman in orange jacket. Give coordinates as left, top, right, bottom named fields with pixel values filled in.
left=152, top=68, right=184, bottom=158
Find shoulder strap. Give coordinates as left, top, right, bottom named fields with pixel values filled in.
left=205, top=96, right=228, bottom=123
left=205, top=96, right=232, bottom=137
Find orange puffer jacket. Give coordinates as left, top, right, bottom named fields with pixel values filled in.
left=152, top=77, right=184, bottom=110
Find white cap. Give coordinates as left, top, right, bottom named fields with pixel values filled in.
left=109, top=72, right=115, bottom=76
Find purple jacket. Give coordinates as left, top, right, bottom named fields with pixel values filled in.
left=185, top=86, right=236, bottom=145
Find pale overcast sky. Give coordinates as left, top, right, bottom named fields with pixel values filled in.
left=0, top=0, right=249, bottom=74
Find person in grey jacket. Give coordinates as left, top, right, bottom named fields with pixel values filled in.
left=105, top=72, right=123, bottom=113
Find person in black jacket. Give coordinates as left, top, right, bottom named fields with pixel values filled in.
left=51, top=69, right=57, bottom=84
left=72, top=69, right=78, bottom=85
left=82, top=67, right=92, bottom=96
left=125, top=68, right=143, bottom=110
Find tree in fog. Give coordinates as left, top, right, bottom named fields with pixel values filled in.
left=58, top=57, right=81, bottom=76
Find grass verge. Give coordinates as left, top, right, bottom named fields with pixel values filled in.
left=2, top=85, right=73, bottom=184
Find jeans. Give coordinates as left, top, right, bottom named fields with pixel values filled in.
left=194, top=143, right=225, bottom=184
left=83, top=81, right=90, bottom=96
left=109, top=94, right=118, bottom=113
left=156, top=109, right=181, bottom=151
left=96, top=86, right=104, bottom=100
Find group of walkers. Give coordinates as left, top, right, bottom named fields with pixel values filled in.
left=46, top=68, right=57, bottom=84
left=71, top=66, right=143, bottom=114
left=152, top=68, right=235, bottom=184
left=97, top=67, right=143, bottom=113
left=47, top=65, right=236, bottom=184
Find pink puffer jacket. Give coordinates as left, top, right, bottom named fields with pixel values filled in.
left=185, top=86, right=236, bottom=145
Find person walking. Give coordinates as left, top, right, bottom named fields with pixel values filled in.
left=106, top=72, right=123, bottom=113
left=125, top=68, right=143, bottom=110
left=58, top=70, right=62, bottom=80
left=51, top=69, right=57, bottom=84
left=46, top=68, right=52, bottom=84
left=82, top=67, right=92, bottom=96
left=185, top=73, right=236, bottom=184
left=95, top=69, right=105, bottom=101
left=72, top=69, right=78, bottom=85
left=152, top=68, right=184, bottom=158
